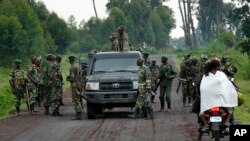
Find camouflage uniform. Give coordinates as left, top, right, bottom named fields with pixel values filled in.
left=179, top=58, right=200, bottom=107
left=110, top=34, right=119, bottom=51
left=43, top=54, right=53, bottom=115
left=26, top=57, right=39, bottom=114
left=159, top=57, right=176, bottom=111
left=117, top=26, right=129, bottom=51
left=149, top=60, right=159, bottom=102
left=9, top=59, right=27, bottom=115
left=67, top=56, right=83, bottom=120
left=134, top=59, right=153, bottom=119
left=49, top=56, right=63, bottom=116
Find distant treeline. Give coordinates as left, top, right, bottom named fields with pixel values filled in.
left=0, top=0, right=176, bottom=67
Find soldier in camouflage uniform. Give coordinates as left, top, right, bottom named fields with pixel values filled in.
left=220, top=55, right=231, bottom=72
left=9, top=59, right=27, bottom=116
left=110, top=33, right=119, bottom=51
left=142, top=52, right=151, bottom=67
left=130, top=58, right=153, bottom=119
left=199, top=54, right=208, bottom=75
left=36, top=56, right=44, bottom=106
left=43, top=54, right=53, bottom=115
left=67, top=56, right=83, bottom=120
left=26, top=56, right=39, bottom=114
left=159, top=56, right=177, bottom=112
left=117, top=26, right=129, bottom=51
left=49, top=55, right=63, bottom=116
left=56, top=55, right=64, bottom=106
left=149, top=59, right=159, bottom=103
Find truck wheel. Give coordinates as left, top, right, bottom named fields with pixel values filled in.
left=87, top=102, right=96, bottom=119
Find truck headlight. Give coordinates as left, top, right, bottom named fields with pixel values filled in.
left=85, top=82, right=99, bottom=90
left=133, top=81, right=138, bottom=89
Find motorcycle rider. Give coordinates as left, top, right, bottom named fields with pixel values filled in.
left=199, top=59, right=238, bottom=132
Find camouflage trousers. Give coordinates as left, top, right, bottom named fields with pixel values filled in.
left=25, top=83, right=37, bottom=105
left=135, top=85, right=152, bottom=109
left=14, top=87, right=25, bottom=107
left=71, top=86, right=83, bottom=113
left=181, top=82, right=196, bottom=104
left=43, top=86, right=51, bottom=108
left=50, top=86, right=61, bottom=114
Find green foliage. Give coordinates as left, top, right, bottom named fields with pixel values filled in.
left=218, top=31, right=235, bottom=48
left=237, top=39, right=250, bottom=57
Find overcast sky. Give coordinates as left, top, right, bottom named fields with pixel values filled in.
left=37, top=0, right=190, bottom=38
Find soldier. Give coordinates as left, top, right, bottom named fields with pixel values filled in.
left=220, top=55, right=231, bottom=72
left=67, top=56, right=83, bottom=120
left=130, top=58, right=153, bottom=119
left=43, top=54, right=53, bottom=115
left=158, top=56, right=177, bottom=112
left=142, top=52, right=151, bottom=67
left=49, top=55, right=63, bottom=116
left=117, top=26, right=129, bottom=51
left=110, top=33, right=118, bottom=51
left=149, top=59, right=159, bottom=103
left=9, top=59, right=27, bottom=116
left=26, top=56, right=39, bottom=114
left=56, top=55, right=64, bottom=106
left=200, top=54, right=208, bottom=75
left=129, top=43, right=134, bottom=51
left=36, top=56, right=44, bottom=106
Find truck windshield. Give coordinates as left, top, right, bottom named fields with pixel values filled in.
left=93, top=58, right=139, bottom=74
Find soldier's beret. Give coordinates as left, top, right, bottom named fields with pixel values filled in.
left=56, top=55, right=62, bottom=59
left=14, top=59, right=22, bottom=64
left=161, top=56, right=168, bottom=61
left=142, top=52, right=149, bottom=58
left=68, top=55, right=76, bottom=60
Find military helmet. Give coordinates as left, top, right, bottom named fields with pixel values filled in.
left=14, top=59, right=22, bottom=64
left=200, top=54, right=208, bottom=59
left=46, top=54, right=53, bottom=60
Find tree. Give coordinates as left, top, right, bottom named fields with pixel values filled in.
left=67, top=15, right=77, bottom=29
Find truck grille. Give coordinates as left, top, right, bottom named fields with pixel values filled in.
left=99, top=82, right=133, bottom=90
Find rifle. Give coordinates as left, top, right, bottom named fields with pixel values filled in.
left=153, top=77, right=164, bottom=92
left=176, top=81, right=181, bottom=93
left=26, top=84, right=31, bottom=115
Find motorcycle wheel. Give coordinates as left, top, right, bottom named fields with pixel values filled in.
left=212, top=130, right=220, bottom=141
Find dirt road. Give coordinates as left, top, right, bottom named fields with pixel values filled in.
left=0, top=56, right=229, bottom=141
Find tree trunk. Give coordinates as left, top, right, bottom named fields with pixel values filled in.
left=92, top=0, right=98, bottom=18
left=187, top=0, right=197, bottom=48
left=179, top=0, right=188, bottom=48
left=183, top=0, right=192, bottom=48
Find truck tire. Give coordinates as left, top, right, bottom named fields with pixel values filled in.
left=87, top=102, right=96, bottom=119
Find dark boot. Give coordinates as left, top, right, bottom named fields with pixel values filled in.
left=147, top=108, right=154, bottom=119
left=151, top=95, right=155, bottom=103
left=159, top=101, right=164, bottom=112
left=129, top=108, right=140, bottom=119
left=142, top=106, right=148, bottom=118
left=167, top=102, right=171, bottom=109
left=60, top=99, right=64, bottom=106
left=71, top=112, right=82, bottom=120
left=16, top=106, right=20, bottom=116
left=56, top=111, right=63, bottom=117
left=183, top=97, right=187, bottom=107
left=188, top=97, right=192, bottom=107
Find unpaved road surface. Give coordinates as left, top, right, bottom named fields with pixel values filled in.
left=0, top=56, right=229, bottom=141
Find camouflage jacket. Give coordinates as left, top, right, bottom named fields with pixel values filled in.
left=27, top=64, right=38, bottom=85
left=138, top=65, right=151, bottom=89
left=9, top=68, right=27, bottom=89
left=111, top=39, right=119, bottom=51
left=117, top=32, right=129, bottom=51
left=68, top=63, right=81, bottom=88
left=159, top=63, right=176, bottom=86
left=149, top=64, right=159, bottom=79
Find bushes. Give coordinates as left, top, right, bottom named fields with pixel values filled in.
left=0, top=86, right=14, bottom=117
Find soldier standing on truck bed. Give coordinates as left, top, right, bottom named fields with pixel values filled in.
left=110, top=33, right=119, bottom=51
left=9, top=59, right=27, bottom=116
left=67, top=55, right=83, bottom=120
left=117, top=26, right=129, bottom=51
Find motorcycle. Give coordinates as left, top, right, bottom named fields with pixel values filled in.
left=198, top=107, right=230, bottom=141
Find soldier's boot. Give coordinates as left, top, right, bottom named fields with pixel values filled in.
left=129, top=107, right=140, bottom=119
left=56, top=111, right=63, bottom=117
left=44, top=107, right=50, bottom=115
left=142, top=106, right=148, bottom=118
left=167, top=102, right=171, bottom=112
left=158, top=101, right=164, bottom=112
left=147, top=108, right=154, bottom=120
left=16, top=106, right=20, bottom=116
left=60, top=98, right=64, bottom=106
left=71, top=112, right=82, bottom=120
